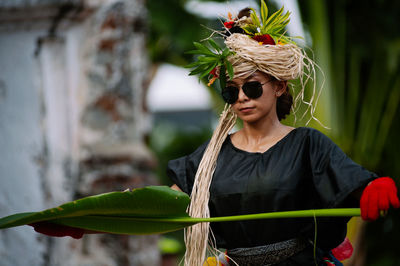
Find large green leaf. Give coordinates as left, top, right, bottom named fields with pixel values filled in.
left=0, top=186, right=192, bottom=234
left=0, top=186, right=361, bottom=236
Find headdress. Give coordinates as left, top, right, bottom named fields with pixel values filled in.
left=184, top=1, right=322, bottom=265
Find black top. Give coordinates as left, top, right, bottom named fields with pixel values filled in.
left=167, top=127, right=376, bottom=250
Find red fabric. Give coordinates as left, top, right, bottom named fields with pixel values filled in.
left=360, top=177, right=400, bottom=221
left=29, top=221, right=85, bottom=239
left=331, top=237, right=353, bottom=261
left=251, top=34, right=276, bottom=45
left=224, top=21, right=235, bottom=29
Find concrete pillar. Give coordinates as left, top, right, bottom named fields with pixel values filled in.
left=0, top=1, right=159, bottom=265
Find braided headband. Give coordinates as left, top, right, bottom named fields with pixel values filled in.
left=225, top=33, right=304, bottom=80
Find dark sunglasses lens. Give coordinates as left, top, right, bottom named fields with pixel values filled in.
left=243, top=81, right=263, bottom=99
left=222, top=86, right=239, bottom=104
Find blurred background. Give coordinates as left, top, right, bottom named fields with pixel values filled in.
left=0, top=0, right=399, bottom=265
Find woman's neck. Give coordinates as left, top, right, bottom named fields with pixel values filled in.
left=232, top=118, right=294, bottom=152
left=242, top=116, right=284, bottom=139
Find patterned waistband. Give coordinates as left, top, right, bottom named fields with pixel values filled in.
left=227, top=238, right=308, bottom=265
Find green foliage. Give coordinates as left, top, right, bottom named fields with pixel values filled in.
left=158, top=236, right=184, bottom=254
left=185, top=40, right=234, bottom=89
left=146, top=0, right=211, bottom=65
left=299, top=0, right=400, bottom=169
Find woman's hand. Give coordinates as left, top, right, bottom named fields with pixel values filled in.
left=29, top=222, right=85, bottom=239
left=29, top=221, right=102, bottom=239
left=360, top=177, right=400, bottom=221
left=171, top=184, right=182, bottom=192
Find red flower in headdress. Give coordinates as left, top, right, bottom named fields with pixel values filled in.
left=224, top=21, right=235, bottom=29
left=252, top=34, right=276, bottom=45
left=224, top=12, right=235, bottom=29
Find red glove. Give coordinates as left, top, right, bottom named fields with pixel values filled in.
left=360, top=177, right=400, bottom=221
left=29, top=221, right=85, bottom=239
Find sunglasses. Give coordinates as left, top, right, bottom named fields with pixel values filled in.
left=221, top=80, right=272, bottom=104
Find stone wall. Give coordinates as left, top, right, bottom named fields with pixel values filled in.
left=0, top=0, right=159, bottom=265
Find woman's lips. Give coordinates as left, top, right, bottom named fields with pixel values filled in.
left=239, top=107, right=255, bottom=113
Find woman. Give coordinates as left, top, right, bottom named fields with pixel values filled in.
left=168, top=2, right=399, bottom=265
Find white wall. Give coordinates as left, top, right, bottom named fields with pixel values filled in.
left=0, top=29, right=47, bottom=266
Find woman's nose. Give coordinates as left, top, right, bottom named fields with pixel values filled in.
left=237, top=87, right=249, bottom=102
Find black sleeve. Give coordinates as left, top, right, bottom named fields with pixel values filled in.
left=308, top=129, right=377, bottom=208
left=304, top=129, right=377, bottom=250
left=166, top=141, right=209, bottom=195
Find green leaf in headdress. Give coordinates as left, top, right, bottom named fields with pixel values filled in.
left=260, top=0, right=268, bottom=25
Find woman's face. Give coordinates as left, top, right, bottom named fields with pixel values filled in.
left=228, top=72, right=285, bottom=124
